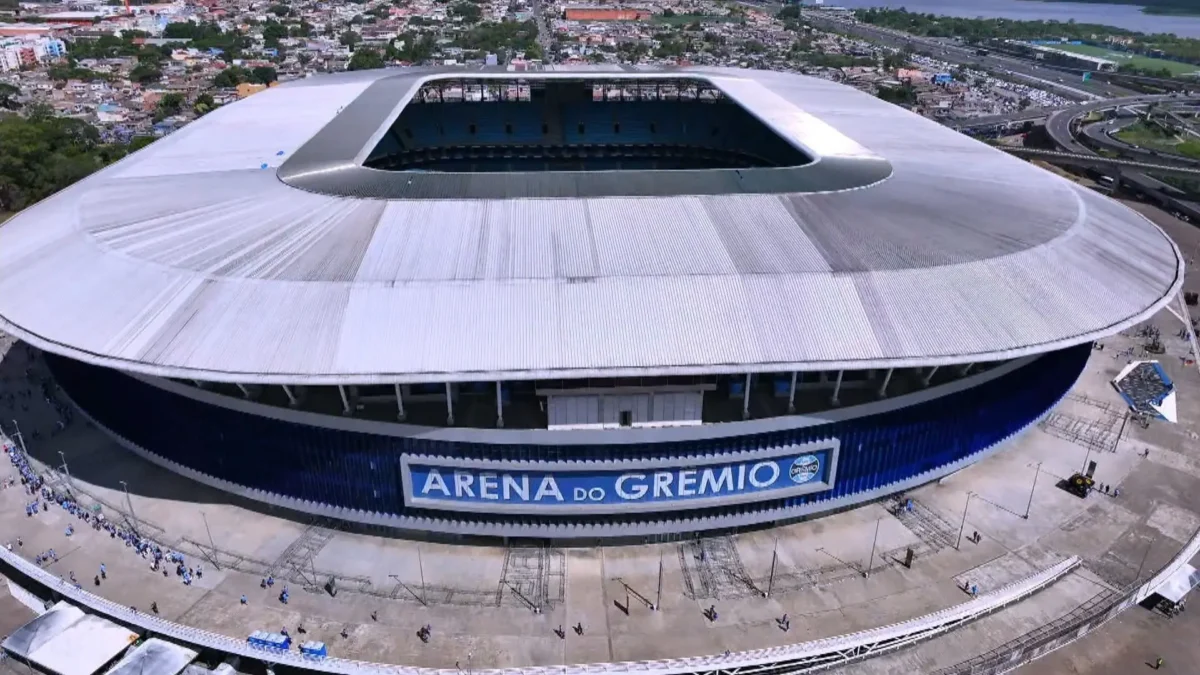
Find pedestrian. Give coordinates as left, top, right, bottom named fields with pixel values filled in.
left=1115, top=487, right=1121, bottom=497
left=99, top=563, right=106, bottom=579
left=1155, top=657, right=1164, bottom=670
left=240, top=594, right=247, bottom=605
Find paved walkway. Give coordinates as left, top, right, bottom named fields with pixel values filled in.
left=0, top=200, right=1197, bottom=672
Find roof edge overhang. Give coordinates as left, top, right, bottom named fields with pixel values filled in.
left=277, top=68, right=894, bottom=200
left=0, top=273, right=1180, bottom=387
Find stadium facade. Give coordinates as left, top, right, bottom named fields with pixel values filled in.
left=0, top=67, right=1183, bottom=542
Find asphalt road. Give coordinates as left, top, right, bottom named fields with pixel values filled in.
left=798, top=12, right=1137, bottom=100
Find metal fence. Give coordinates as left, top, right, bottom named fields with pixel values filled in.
left=0, top=545, right=1079, bottom=675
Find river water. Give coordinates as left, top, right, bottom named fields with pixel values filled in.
left=825, top=0, right=1200, bottom=38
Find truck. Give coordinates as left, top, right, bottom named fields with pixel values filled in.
left=975, top=48, right=990, bottom=57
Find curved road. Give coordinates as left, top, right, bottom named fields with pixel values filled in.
left=1045, top=95, right=1200, bottom=217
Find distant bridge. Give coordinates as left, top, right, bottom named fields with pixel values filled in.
left=1001, top=147, right=1200, bottom=179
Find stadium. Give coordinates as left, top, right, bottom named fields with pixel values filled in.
left=0, top=66, right=1183, bottom=543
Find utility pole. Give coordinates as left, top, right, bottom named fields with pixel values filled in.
left=956, top=492, right=975, bottom=551
left=865, top=518, right=881, bottom=578
left=1023, top=463, right=1042, bottom=520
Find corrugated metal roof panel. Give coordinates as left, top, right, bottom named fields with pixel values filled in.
left=0, top=66, right=1181, bottom=384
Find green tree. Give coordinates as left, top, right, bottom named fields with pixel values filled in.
left=0, top=114, right=135, bottom=212
left=212, top=66, right=250, bottom=87
left=339, top=30, right=361, bottom=47
left=251, top=66, right=278, bottom=84
left=450, top=2, right=482, bottom=22
left=268, top=3, right=290, bottom=17
left=129, top=63, right=162, bottom=84
left=261, top=20, right=288, bottom=47
left=876, top=84, right=917, bottom=106
left=882, top=52, right=908, bottom=71
left=348, top=47, right=385, bottom=71
left=194, top=92, right=215, bottom=116
left=391, top=33, right=436, bottom=62
left=0, top=83, right=19, bottom=110
left=156, top=92, right=184, bottom=120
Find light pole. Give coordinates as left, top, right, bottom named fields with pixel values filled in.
left=201, top=511, right=220, bottom=570
left=11, top=418, right=29, bottom=455
left=765, top=538, right=778, bottom=598
left=956, top=492, right=975, bottom=551
left=1135, top=536, right=1155, bottom=584
left=119, top=480, right=140, bottom=537
left=865, top=518, right=881, bottom=578
left=57, top=450, right=73, bottom=492
left=417, top=546, right=427, bottom=606
left=1023, top=463, right=1042, bottom=520
left=654, top=551, right=663, bottom=610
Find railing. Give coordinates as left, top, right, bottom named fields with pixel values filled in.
left=0, top=543, right=1078, bottom=675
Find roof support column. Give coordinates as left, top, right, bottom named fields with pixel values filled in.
left=787, top=372, right=798, bottom=413
left=741, top=373, right=752, bottom=420
left=394, top=384, right=406, bottom=421
left=282, top=385, right=298, bottom=407
left=496, top=381, right=504, bottom=428
left=831, top=370, right=844, bottom=407
left=236, top=383, right=251, bottom=399
left=337, top=385, right=352, bottom=416
left=922, top=366, right=939, bottom=387
left=445, top=383, right=455, bottom=426
left=877, top=368, right=894, bottom=398
left=959, top=363, right=974, bottom=376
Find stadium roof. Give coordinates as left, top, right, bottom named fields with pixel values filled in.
left=0, top=66, right=1183, bottom=385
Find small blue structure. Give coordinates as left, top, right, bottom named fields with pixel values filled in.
left=300, top=641, right=328, bottom=658
left=248, top=630, right=291, bottom=651
left=932, top=73, right=952, bottom=85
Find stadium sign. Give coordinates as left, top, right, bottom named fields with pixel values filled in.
left=400, top=440, right=839, bottom=515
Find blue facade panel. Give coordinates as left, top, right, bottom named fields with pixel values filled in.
left=46, top=345, right=1090, bottom=532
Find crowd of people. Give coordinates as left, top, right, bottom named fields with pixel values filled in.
left=4, top=441, right=200, bottom=591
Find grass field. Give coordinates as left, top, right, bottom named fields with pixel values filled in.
left=1115, top=121, right=1200, bottom=159
left=1050, top=43, right=1200, bottom=76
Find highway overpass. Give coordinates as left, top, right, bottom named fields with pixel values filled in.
left=1001, top=148, right=1200, bottom=179
left=1039, top=95, right=1200, bottom=220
